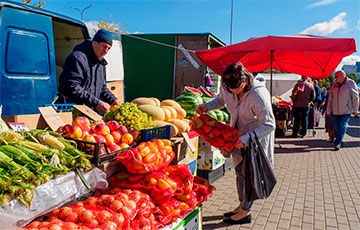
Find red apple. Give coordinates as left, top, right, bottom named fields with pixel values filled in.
left=56, top=125, right=64, bottom=133
left=62, top=124, right=72, bottom=136
left=108, top=143, right=121, bottom=152
left=68, top=125, right=83, bottom=139
left=118, top=126, right=128, bottom=135
left=94, top=123, right=110, bottom=136
left=104, top=133, right=115, bottom=146
left=93, top=120, right=106, bottom=126
left=106, top=121, right=121, bottom=132
left=129, top=129, right=141, bottom=141
left=81, top=128, right=90, bottom=139
left=72, top=117, right=91, bottom=130
left=94, top=134, right=106, bottom=143
left=121, top=133, right=133, bottom=145
left=110, top=131, right=122, bottom=144
left=118, top=143, right=130, bottom=149
left=84, top=135, right=96, bottom=150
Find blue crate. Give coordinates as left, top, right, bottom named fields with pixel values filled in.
left=140, top=125, right=171, bottom=142
left=43, top=104, right=75, bottom=112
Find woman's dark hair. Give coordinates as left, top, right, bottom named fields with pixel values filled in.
left=222, top=62, right=253, bottom=93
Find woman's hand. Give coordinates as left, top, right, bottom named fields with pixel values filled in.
left=195, top=104, right=208, bottom=114
left=234, top=138, right=246, bottom=149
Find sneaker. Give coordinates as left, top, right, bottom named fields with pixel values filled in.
left=334, top=145, right=341, bottom=151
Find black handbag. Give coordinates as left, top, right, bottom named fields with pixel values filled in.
left=245, top=131, right=277, bottom=202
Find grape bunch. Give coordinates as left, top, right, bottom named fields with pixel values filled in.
left=103, top=102, right=155, bottom=130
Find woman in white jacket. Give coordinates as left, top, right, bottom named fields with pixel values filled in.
left=196, top=62, right=275, bottom=225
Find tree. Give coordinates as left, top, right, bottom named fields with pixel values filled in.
left=22, top=0, right=46, bottom=8
left=95, top=15, right=127, bottom=34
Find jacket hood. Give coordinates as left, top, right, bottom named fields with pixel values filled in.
left=73, top=40, right=108, bottom=65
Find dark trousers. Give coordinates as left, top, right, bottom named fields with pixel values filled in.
left=292, top=106, right=310, bottom=136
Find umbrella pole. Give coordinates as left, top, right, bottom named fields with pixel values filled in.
left=270, top=50, right=274, bottom=97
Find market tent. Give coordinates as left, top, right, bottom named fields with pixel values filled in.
left=195, top=34, right=356, bottom=79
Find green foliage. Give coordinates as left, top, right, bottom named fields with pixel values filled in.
left=22, top=0, right=46, bottom=8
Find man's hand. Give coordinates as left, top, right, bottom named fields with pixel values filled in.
left=195, top=104, right=208, bottom=114
left=111, top=100, right=122, bottom=107
left=96, top=101, right=110, bottom=114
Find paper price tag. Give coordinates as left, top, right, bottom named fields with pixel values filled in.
left=181, top=132, right=196, bottom=153
left=8, top=122, right=30, bottom=131
left=73, top=105, right=102, bottom=121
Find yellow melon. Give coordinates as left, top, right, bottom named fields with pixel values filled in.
left=160, top=99, right=181, bottom=108
left=160, top=106, right=177, bottom=119
left=131, top=97, right=156, bottom=106
left=138, top=105, right=165, bottom=121
left=153, top=120, right=178, bottom=137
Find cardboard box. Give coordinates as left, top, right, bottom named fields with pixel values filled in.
left=198, top=136, right=218, bottom=153
left=178, top=157, right=197, bottom=176
left=197, top=149, right=225, bottom=170
left=171, top=135, right=199, bottom=165
left=174, top=206, right=202, bottom=230
left=107, top=80, right=124, bottom=103
left=2, top=111, right=72, bottom=131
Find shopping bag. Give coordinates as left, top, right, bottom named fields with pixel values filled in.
left=246, top=132, right=277, bottom=202
left=314, top=108, right=321, bottom=125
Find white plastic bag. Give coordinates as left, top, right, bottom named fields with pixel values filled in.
left=0, top=167, right=107, bottom=229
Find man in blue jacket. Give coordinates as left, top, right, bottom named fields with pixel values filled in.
left=54, top=29, right=121, bottom=114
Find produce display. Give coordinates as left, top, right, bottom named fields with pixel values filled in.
left=103, top=102, right=156, bottom=131
left=0, top=130, right=92, bottom=207
left=56, top=117, right=141, bottom=155
left=130, top=97, right=190, bottom=137
left=191, top=114, right=241, bottom=153
left=175, top=86, right=230, bottom=123
left=114, top=139, right=175, bottom=174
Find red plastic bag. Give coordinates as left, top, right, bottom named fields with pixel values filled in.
left=114, top=139, right=175, bottom=174
left=191, top=114, right=241, bottom=152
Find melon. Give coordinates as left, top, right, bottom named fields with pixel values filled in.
left=198, top=86, right=214, bottom=98
left=172, top=106, right=187, bottom=120
left=167, top=119, right=189, bottom=135
left=160, top=106, right=177, bottom=120
left=160, top=99, right=181, bottom=108
left=137, top=105, right=165, bottom=121
left=159, top=107, right=171, bottom=120
left=153, top=120, right=178, bottom=137
left=184, top=86, right=203, bottom=96
left=131, top=97, right=156, bottom=106
left=149, top=97, right=161, bottom=106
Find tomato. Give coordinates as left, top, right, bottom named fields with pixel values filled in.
left=99, top=194, right=115, bottom=207
left=109, top=199, right=124, bottom=212
left=26, top=221, right=41, bottom=228
left=124, top=199, right=136, bottom=209
left=63, top=212, right=78, bottom=223
left=63, top=222, right=79, bottom=230
left=84, top=196, right=99, bottom=206
left=49, top=224, right=63, bottom=230
left=101, top=221, right=117, bottom=230
left=96, top=210, right=113, bottom=224
left=49, top=219, right=64, bottom=226
left=74, top=201, right=84, bottom=206
left=79, top=210, right=94, bottom=223
left=116, top=193, right=129, bottom=201
left=58, top=207, right=73, bottom=220
left=112, top=213, right=125, bottom=226
left=129, top=190, right=142, bottom=203
left=85, top=217, right=99, bottom=226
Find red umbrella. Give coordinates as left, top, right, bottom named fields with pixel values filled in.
left=195, top=35, right=356, bottom=94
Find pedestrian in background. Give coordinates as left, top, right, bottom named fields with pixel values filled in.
left=322, top=89, right=336, bottom=143
left=196, top=62, right=275, bottom=225
left=313, top=80, right=322, bottom=109
left=326, top=70, right=359, bottom=150
left=290, top=76, right=315, bottom=138
left=203, top=71, right=214, bottom=91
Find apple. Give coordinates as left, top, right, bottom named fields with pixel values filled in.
left=106, top=121, right=121, bottom=132
left=72, top=117, right=91, bottom=130
left=83, top=135, right=96, bottom=150
left=62, top=124, right=72, bottom=136
left=94, top=123, right=110, bottom=136
left=68, top=125, right=83, bottom=139
left=94, top=134, right=106, bottom=143
left=56, top=125, right=64, bottom=133
left=104, top=133, right=115, bottom=146
left=118, top=126, right=128, bottom=135
left=129, top=129, right=141, bottom=141
left=81, top=128, right=90, bottom=139
left=108, top=143, right=121, bottom=152
left=121, top=133, right=133, bottom=145
left=110, top=131, right=122, bottom=144
left=118, top=143, right=130, bottom=149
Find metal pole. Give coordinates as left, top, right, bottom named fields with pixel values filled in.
left=230, top=0, right=234, bottom=44
left=270, top=50, right=274, bottom=97
left=71, top=4, right=94, bottom=22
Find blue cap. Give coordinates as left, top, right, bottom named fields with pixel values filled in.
left=92, top=29, right=112, bottom=46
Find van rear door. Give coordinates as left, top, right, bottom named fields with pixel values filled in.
left=0, top=6, right=57, bottom=116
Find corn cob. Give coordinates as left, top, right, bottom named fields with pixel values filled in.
left=42, top=134, right=65, bottom=150
left=0, top=131, right=23, bottom=142
left=19, top=140, right=50, bottom=152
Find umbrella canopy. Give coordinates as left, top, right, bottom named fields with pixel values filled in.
left=195, top=34, right=356, bottom=79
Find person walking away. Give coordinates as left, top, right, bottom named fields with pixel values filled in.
left=203, top=72, right=213, bottom=91
left=313, top=80, right=322, bottom=109
left=322, top=89, right=335, bottom=142
left=326, top=70, right=359, bottom=150
left=54, top=29, right=121, bottom=114
left=196, top=62, right=275, bottom=225
left=290, top=76, right=315, bottom=138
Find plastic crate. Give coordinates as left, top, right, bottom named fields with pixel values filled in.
left=43, top=104, right=75, bottom=112
left=197, top=166, right=224, bottom=184
left=65, top=137, right=133, bottom=166
left=139, top=125, right=171, bottom=142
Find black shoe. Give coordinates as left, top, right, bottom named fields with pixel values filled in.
left=329, top=137, right=334, bottom=143
left=299, top=134, right=305, bottom=138
left=334, top=145, right=341, bottom=151
left=223, top=211, right=237, bottom=217
left=223, top=214, right=252, bottom=225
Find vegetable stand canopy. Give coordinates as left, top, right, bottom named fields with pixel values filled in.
left=195, top=34, right=356, bottom=79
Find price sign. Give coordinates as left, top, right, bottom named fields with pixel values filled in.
left=8, top=122, right=30, bottom=131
